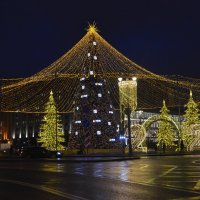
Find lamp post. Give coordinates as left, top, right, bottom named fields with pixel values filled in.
left=124, top=105, right=132, bottom=156
left=120, top=104, right=125, bottom=154
left=176, top=75, right=182, bottom=151
left=118, top=77, right=137, bottom=156
left=55, top=72, right=58, bottom=151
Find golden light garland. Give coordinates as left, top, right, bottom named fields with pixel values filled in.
left=1, top=25, right=200, bottom=113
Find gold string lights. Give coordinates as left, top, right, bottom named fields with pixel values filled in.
left=1, top=24, right=200, bottom=113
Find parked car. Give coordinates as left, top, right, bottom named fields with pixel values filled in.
left=19, top=146, right=52, bottom=158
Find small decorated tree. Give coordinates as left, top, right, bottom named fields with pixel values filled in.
left=37, top=91, right=65, bottom=151
left=157, top=100, right=175, bottom=149
left=182, top=90, right=199, bottom=146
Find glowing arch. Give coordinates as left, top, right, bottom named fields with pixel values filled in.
left=142, top=115, right=180, bottom=136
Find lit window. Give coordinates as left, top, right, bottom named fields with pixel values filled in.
left=94, top=55, right=97, bottom=60
left=109, top=111, right=113, bottom=114
left=97, top=131, right=101, bottom=135
left=75, top=131, right=78, bottom=135
left=93, top=109, right=97, bottom=113
left=98, top=93, right=102, bottom=97
left=108, top=122, right=111, bottom=125
left=95, top=83, right=102, bottom=86
left=81, top=94, right=88, bottom=98
left=82, top=85, right=85, bottom=90
left=76, top=107, right=79, bottom=110
left=87, top=53, right=91, bottom=57
left=93, top=41, right=97, bottom=45
left=75, top=120, right=81, bottom=124
left=90, top=71, right=94, bottom=75
left=93, top=119, right=101, bottom=123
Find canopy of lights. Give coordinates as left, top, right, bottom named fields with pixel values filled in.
left=1, top=25, right=200, bottom=113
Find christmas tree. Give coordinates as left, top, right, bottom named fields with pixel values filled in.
left=182, top=90, right=199, bottom=145
left=68, top=25, right=121, bottom=151
left=157, top=100, right=175, bottom=148
left=37, top=91, right=65, bottom=151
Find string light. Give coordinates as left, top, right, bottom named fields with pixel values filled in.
left=1, top=25, right=200, bottom=114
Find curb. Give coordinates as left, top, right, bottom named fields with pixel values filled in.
left=0, top=156, right=140, bottom=163
left=139, top=152, right=200, bottom=157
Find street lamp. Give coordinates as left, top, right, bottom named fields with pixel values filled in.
left=118, top=77, right=137, bottom=156
left=55, top=71, right=58, bottom=152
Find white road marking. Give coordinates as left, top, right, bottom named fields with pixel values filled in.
left=171, top=172, right=200, bottom=174
left=194, top=180, right=200, bottom=190
left=0, top=179, right=88, bottom=200
left=119, top=179, right=200, bottom=195
left=172, top=196, right=200, bottom=200
left=164, top=176, right=200, bottom=178
left=160, top=165, right=178, bottom=177
left=139, top=164, right=149, bottom=170
left=192, top=160, right=200, bottom=165
left=147, top=165, right=177, bottom=183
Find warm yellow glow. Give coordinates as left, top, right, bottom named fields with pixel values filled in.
left=87, top=23, right=98, bottom=33
left=132, top=77, right=137, bottom=81
left=118, top=77, right=122, bottom=82
left=1, top=25, right=200, bottom=114
left=118, top=79, right=137, bottom=111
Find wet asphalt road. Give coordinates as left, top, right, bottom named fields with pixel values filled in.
left=0, top=155, right=200, bottom=200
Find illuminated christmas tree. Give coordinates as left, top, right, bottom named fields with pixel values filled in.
left=157, top=100, right=175, bottom=148
left=68, top=25, right=121, bottom=151
left=182, top=90, right=199, bottom=144
left=37, top=91, right=65, bottom=151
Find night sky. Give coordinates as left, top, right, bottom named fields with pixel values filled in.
left=1, top=0, right=200, bottom=78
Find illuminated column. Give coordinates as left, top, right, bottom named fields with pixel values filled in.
left=118, top=77, right=137, bottom=155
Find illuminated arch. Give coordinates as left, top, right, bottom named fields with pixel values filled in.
left=124, top=115, right=180, bottom=151
left=142, top=115, right=180, bottom=136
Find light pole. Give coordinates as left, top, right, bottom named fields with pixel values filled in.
left=55, top=72, right=58, bottom=152
left=120, top=104, right=126, bottom=154
left=176, top=75, right=182, bottom=151
left=124, top=105, right=132, bottom=156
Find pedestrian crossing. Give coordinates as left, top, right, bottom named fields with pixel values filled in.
left=75, top=158, right=200, bottom=194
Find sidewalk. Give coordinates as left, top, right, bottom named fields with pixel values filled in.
left=0, top=151, right=140, bottom=162
left=140, top=150, right=200, bottom=156
left=0, top=150, right=199, bottom=163
left=0, top=156, right=140, bottom=163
